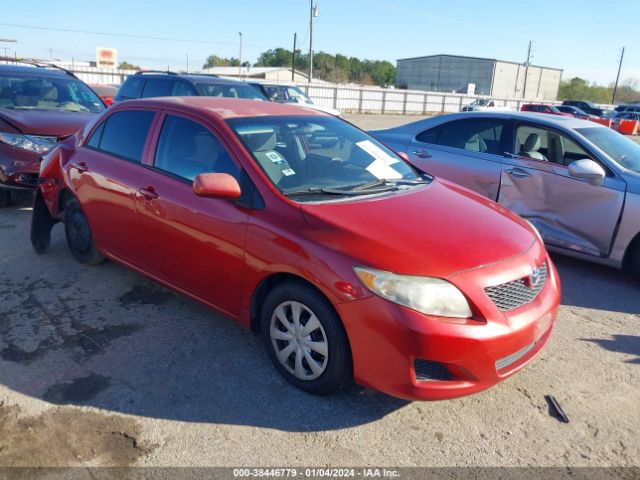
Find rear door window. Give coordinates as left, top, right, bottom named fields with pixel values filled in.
left=116, top=77, right=144, bottom=100
left=171, top=81, right=197, bottom=96
left=141, top=79, right=173, bottom=98
left=416, top=119, right=505, bottom=155
left=93, top=110, right=156, bottom=162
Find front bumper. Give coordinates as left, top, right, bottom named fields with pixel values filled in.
left=0, top=142, right=41, bottom=189
left=336, top=244, right=561, bottom=401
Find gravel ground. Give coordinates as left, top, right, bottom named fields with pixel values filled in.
left=0, top=114, right=638, bottom=471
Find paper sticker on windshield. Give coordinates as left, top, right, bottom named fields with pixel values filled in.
left=282, top=168, right=296, bottom=176
left=366, top=160, right=402, bottom=180
left=356, top=140, right=400, bottom=166
left=266, top=151, right=285, bottom=164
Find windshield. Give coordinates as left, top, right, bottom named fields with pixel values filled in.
left=195, top=82, right=266, bottom=100
left=263, top=85, right=313, bottom=104
left=472, top=99, right=490, bottom=106
left=0, top=73, right=105, bottom=113
left=227, top=115, right=423, bottom=198
left=577, top=127, right=640, bottom=173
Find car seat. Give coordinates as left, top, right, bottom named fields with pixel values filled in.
left=242, top=129, right=298, bottom=188
left=519, top=133, right=547, bottom=161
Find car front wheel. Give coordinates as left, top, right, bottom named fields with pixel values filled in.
left=261, top=283, right=352, bottom=395
left=64, top=196, right=105, bottom=266
left=0, top=187, right=13, bottom=208
left=631, top=242, right=640, bottom=281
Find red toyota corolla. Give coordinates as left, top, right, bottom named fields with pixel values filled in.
left=32, top=97, right=560, bottom=401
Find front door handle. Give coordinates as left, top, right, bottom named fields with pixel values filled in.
left=412, top=149, right=432, bottom=158
left=505, top=168, right=532, bottom=178
left=70, top=161, right=88, bottom=173
left=138, top=186, right=158, bottom=201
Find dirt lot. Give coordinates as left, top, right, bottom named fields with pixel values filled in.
left=0, top=114, right=639, bottom=471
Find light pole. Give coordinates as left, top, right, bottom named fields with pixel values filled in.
left=0, top=38, right=17, bottom=60
left=185, top=54, right=189, bottom=73
left=238, top=32, right=243, bottom=77
left=309, top=1, right=318, bottom=83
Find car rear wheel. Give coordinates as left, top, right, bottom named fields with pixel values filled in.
left=260, top=283, right=352, bottom=395
left=64, top=196, right=105, bottom=266
left=0, top=188, right=13, bottom=208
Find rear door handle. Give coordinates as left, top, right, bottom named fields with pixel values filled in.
left=412, top=149, right=432, bottom=158
left=70, top=161, right=88, bottom=173
left=505, top=168, right=532, bottom=178
left=138, top=186, right=158, bottom=201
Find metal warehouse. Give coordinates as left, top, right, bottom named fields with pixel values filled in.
left=396, top=54, right=563, bottom=101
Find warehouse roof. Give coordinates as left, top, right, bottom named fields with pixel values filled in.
left=396, top=54, right=563, bottom=72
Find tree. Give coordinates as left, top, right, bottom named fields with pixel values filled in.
left=118, top=61, right=140, bottom=70
left=202, top=55, right=239, bottom=69
left=558, top=77, right=613, bottom=103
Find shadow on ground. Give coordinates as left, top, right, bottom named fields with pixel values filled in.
left=0, top=200, right=407, bottom=433
left=551, top=254, right=640, bottom=315
left=582, top=335, right=640, bottom=365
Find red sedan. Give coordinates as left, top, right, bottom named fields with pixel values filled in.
left=31, top=97, right=560, bottom=400
left=521, top=104, right=573, bottom=117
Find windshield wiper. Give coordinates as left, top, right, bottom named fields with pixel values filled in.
left=283, top=186, right=399, bottom=197
left=346, top=177, right=431, bottom=192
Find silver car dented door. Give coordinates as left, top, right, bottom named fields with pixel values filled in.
left=498, top=124, right=626, bottom=258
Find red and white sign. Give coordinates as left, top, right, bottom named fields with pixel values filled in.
left=96, top=47, right=117, bottom=68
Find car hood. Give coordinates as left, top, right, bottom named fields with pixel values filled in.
left=301, top=179, right=536, bottom=278
left=0, top=109, right=96, bottom=137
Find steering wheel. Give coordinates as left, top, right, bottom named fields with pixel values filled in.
left=59, top=102, right=90, bottom=112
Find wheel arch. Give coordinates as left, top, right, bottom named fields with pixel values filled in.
left=622, top=231, right=640, bottom=271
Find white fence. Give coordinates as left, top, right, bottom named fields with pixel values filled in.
left=51, top=65, right=614, bottom=115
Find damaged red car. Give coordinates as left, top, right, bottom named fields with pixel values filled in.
left=32, top=97, right=560, bottom=400
left=0, top=61, right=105, bottom=206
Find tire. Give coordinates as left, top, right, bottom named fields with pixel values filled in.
left=63, top=196, right=105, bottom=266
left=0, top=187, right=13, bottom=208
left=260, top=282, right=352, bottom=396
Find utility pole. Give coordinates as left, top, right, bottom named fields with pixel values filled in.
left=309, top=0, right=318, bottom=83
left=238, top=32, right=243, bottom=77
left=185, top=54, right=189, bottom=73
left=522, top=41, right=532, bottom=99
left=49, top=48, right=53, bottom=60
left=292, top=32, right=297, bottom=81
left=612, top=47, right=625, bottom=104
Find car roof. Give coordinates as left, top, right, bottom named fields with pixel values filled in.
left=0, top=65, right=72, bottom=77
left=112, top=96, right=328, bottom=120
left=381, top=111, right=607, bottom=135
left=130, top=72, right=249, bottom=86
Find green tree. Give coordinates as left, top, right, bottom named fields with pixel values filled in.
left=558, top=77, right=612, bottom=103
left=118, top=61, right=140, bottom=70
left=202, top=55, right=239, bottom=69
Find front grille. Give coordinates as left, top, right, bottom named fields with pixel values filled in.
left=414, top=359, right=453, bottom=381
left=484, top=262, right=548, bottom=312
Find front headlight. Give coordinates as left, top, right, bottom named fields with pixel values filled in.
left=0, top=133, right=57, bottom=154
left=354, top=266, right=473, bottom=318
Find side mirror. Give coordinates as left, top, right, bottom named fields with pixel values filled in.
left=193, top=173, right=241, bottom=199
left=568, top=159, right=606, bottom=187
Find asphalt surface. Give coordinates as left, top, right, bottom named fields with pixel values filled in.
left=0, top=114, right=638, bottom=470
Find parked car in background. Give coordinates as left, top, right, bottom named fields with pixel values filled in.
left=562, top=100, right=606, bottom=117
left=113, top=71, right=267, bottom=102
left=461, top=98, right=512, bottom=112
left=0, top=61, right=106, bottom=207
left=615, top=103, right=640, bottom=113
left=371, top=112, right=640, bottom=278
left=555, top=105, right=594, bottom=120
left=250, top=82, right=340, bottom=116
left=89, top=84, right=118, bottom=106
left=31, top=97, right=560, bottom=401
left=521, top=104, right=573, bottom=117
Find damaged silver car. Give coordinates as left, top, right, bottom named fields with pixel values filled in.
left=371, top=112, right=640, bottom=278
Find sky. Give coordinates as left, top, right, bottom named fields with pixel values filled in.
left=1, top=0, right=638, bottom=86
